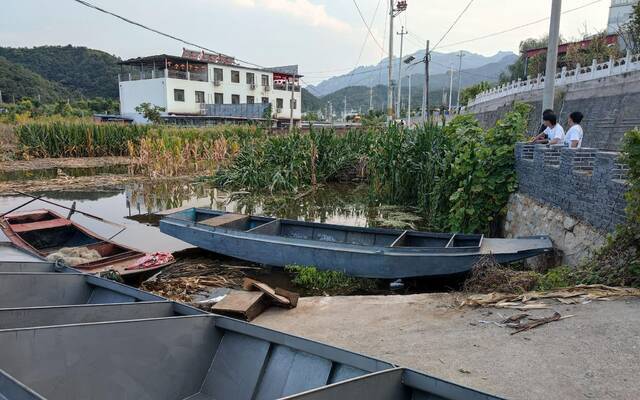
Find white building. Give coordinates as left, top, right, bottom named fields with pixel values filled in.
left=608, top=0, right=639, bottom=33
left=118, top=49, right=302, bottom=125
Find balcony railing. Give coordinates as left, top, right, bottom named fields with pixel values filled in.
left=119, top=69, right=208, bottom=82
left=273, top=83, right=301, bottom=92
left=468, top=51, right=640, bottom=107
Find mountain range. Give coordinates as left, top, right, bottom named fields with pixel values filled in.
left=307, top=50, right=517, bottom=97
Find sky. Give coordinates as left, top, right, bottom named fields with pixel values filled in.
left=1, top=0, right=612, bottom=84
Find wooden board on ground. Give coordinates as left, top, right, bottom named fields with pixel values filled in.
left=243, top=278, right=297, bottom=308
left=212, top=290, right=267, bottom=321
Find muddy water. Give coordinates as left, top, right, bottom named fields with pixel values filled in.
left=0, top=179, right=422, bottom=254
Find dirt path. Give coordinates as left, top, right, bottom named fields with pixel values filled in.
left=0, top=156, right=132, bottom=172
left=254, top=293, right=640, bottom=400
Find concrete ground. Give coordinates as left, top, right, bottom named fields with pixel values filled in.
left=254, top=293, right=640, bottom=400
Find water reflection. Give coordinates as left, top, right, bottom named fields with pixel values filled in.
left=0, top=180, right=424, bottom=254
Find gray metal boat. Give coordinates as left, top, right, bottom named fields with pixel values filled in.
left=0, top=263, right=504, bottom=399
left=160, top=208, right=553, bottom=279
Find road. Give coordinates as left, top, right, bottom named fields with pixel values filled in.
left=255, top=293, right=640, bottom=400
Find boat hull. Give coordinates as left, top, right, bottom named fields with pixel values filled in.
left=160, top=210, right=553, bottom=279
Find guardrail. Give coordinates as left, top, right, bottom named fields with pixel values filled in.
left=469, top=51, right=640, bottom=107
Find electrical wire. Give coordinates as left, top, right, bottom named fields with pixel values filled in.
left=70, top=0, right=266, bottom=69
left=437, top=0, right=604, bottom=49
left=431, top=0, right=476, bottom=52
left=351, top=0, right=386, bottom=53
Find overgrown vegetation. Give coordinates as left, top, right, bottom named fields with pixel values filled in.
left=285, top=265, right=378, bottom=296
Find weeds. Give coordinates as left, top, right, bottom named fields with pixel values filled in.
left=285, top=265, right=378, bottom=296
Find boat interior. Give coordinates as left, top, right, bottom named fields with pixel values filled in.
left=0, top=265, right=499, bottom=400
left=4, top=210, right=137, bottom=258
left=184, top=209, right=483, bottom=249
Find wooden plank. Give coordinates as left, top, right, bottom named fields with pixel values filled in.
left=212, top=290, right=267, bottom=321
left=199, top=213, right=248, bottom=228
left=243, top=278, right=291, bottom=307
left=11, top=219, right=72, bottom=233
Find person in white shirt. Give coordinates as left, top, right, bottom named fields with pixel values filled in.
left=564, top=111, right=584, bottom=148
left=543, top=114, right=565, bottom=145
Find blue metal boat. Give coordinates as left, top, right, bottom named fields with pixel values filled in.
left=0, top=260, right=504, bottom=399
left=160, top=208, right=553, bottom=279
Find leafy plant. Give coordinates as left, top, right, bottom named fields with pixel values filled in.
left=285, top=265, right=377, bottom=295
left=135, top=102, right=165, bottom=124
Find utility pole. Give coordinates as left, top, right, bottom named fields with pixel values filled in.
left=289, top=76, right=295, bottom=132
left=455, top=51, right=465, bottom=112
left=387, top=0, right=407, bottom=121
left=396, top=26, right=408, bottom=119
left=422, top=40, right=431, bottom=123
left=421, top=40, right=430, bottom=123
left=543, top=0, right=562, bottom=115
left=407, top=73, right=412, bottom=126
left=448, top=65, right=454, bottom=112
left=343, top=96, right=347, bottom=122
left=369, top=86, right=374, bottom=111
left=0, top=90, right=3, bottom=104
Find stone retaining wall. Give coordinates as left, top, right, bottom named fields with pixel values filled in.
left=515, top=143, right=628, bottom=232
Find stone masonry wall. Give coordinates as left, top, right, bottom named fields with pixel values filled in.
left=515, top=143, right=629, bottom=232
left=505, top=144, right=629, bottom=266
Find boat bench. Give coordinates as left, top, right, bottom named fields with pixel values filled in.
left=10, top=218, right=72, bottom=233
left=199, top=213, right=250, bottom=230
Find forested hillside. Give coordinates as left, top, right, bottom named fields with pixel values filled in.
left=0, top=45, right=121, bottom=98
left=0, top=57, right=73, bottom=103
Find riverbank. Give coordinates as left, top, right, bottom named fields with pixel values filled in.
left=255, top=293, right=640, bottom=400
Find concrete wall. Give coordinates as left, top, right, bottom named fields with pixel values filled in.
left=119, top=78, right=167, bottom=120
left=467, top=69, right=640, bottom=151
left=504, top=143, right=630, bottom=266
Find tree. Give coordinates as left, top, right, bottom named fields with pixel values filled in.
left=619, top=2, right=640, bottom=53
left=565, top=31, right=621, bottom=69
left=135, top=102, right=165, bottom=124
left=459, top=81, right=492, bottom=106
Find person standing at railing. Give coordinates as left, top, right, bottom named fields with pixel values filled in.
left=564, top=111, right=584, bottom=148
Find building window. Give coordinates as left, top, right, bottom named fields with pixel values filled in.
left=261, top=97, right=269, bottom=104
left=246, top=73, right=255, bottom=85
left=247, top=96, right=255, bottom=104
left=231, top=70, right=240, bottom=83
left=290, top=99, right=297, bottom=110
left=214, top=93, right=224, bottom=104
left=276, top=98, right=284, bottom=109
left=214, top=68, right=223, bottom=82
left=231, top=94, right=240, bottom=104
left=195, top=91, right=205, bottom=103
left=174, top=89, right=185, bottom=102
left=261, top=74, right=270, bottom=86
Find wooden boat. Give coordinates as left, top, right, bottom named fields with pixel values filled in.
left=160, top=208, right=553, bottom=279
left=0, top=269, right=503, bottom=399
left=0, top=209, right=174, bottom=278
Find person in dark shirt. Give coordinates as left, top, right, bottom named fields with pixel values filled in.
left=529, top=109, right=554, bottom=143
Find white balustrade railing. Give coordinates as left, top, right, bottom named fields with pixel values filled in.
left=468, top=51, right=640, bottom=107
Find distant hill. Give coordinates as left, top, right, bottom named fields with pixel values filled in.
left=302, top=55, right=519, bottom=114
left=307, top=51, right=517, bottom=97
left=0, top=56, right=73, bottom=103
left=0, top=45, right=121, bottom=99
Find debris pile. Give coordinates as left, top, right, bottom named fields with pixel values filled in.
left=461, top=284, right=640, bottom=310
left=478, top=311, right=574, bottom=335
left=463, top=255, right=539, bottom=294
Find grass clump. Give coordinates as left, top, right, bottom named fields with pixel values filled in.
left=285, top=265, right=378, bottom=296
left=536, top=266, right=577, bottom=291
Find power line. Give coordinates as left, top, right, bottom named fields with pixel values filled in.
left=70, top=0, right=265, bottom=69
left=437, top=0, right=604, bottom=49
left=431, top=0, right=476, bottom=52
left=351, top=0, right=386, bottom=53
left=346, top=0, right=384, bottom=87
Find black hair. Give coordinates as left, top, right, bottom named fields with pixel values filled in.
left=542, top=109, right=554, bottom=117
left=543, top=113, right=557, bottom=125
left=569, top=111, right=583, bottom=124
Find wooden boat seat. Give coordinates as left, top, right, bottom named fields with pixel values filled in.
left=10, top=218, right=73, bottom=233
left=199, top=213, right=249, bottom=228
